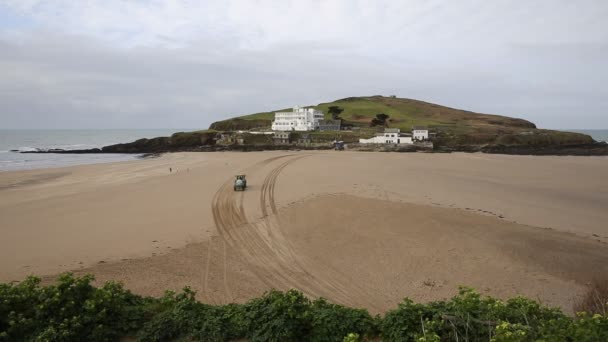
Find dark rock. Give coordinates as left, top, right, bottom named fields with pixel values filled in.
left=139, top=153, right=162, bottom=159
left=435, top=142, right=608, bottom=156
left=209, top=118, right=271, bottom=131
left=480, top=142, right=608, bottom=156
left=20, top=148, right=102, bottom=154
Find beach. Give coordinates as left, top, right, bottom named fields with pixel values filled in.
left=1, top=151, right=607, bottom=313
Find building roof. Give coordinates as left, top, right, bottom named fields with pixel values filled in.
left=318, top=119, right=341, bottom=125
left=412, top=126, right=428, bottom=130
left=384, top=128, right=400, bottom=133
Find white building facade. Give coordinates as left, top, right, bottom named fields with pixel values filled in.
left=271, top=106, right=325, bottom=131
left=412, top=126, right=429, bottom=141
left=359, top=128, right=413, bottom=144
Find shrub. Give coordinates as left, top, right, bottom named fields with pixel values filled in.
left=343, top=332, right=359, bottom=342
left=138, top=287, right=243, bottom=342
left=0, top=273, right=145, bottom=341
left=574, top=277, right=608, bottom=315
left=381, top=298, right=435, bottom=341
left=381, top=287, right=570, bottom=342
left=308, top=298, right=376, bottom=342
left=244, top=289, right=311, bottom=342
left=2, top=275, right=608, bottom=341
left=0, top=276, right=42, bottom=339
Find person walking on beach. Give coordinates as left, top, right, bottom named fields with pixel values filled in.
left=169, top=167, right=172, bottom=173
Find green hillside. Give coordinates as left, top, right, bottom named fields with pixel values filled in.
left=209, top=95, right=594, bottom=147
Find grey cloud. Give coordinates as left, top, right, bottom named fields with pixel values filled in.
left=1, top=23, right=607, bottom=129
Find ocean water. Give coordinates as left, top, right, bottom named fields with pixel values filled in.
left=566, top=129, right=608, bottom=143
left=0, top=129, right=189, bottom=171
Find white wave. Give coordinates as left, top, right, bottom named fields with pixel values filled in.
left=16, top=147, right=39, bottom=152
left=58, top=144, right=96, bottom=149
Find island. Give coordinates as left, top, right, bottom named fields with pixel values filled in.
left=21, top=95, right=608, bottom=155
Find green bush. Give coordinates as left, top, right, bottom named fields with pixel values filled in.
left=0, top=273, right=145, bottom=341
left=2, top=275, right=608, bottom=341
left=244, top=289, right=311, bottom=342
left=343, top=332, right=360, bottom=342
left=308, top=298, right=376, bottom=342
left=381, top=287, right=573, bottom=342
left=138, top=288, right=245, bottom=342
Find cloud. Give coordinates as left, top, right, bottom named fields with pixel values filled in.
left=0, top=0, right=607, bottom=129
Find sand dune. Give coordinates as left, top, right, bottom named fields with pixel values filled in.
left=1, top=152, right=607, bottom=313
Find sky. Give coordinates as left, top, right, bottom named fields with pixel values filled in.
left=0, top=1, right=606, bottom=129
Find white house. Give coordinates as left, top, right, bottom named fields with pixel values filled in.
left=359, top=128, right=413, bottom=144
left=271, top=106, right=324, bottom=131
left=412, top=126, right=429, bottom=141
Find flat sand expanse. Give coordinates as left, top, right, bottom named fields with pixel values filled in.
left=1, top=152, right=607, bottom=313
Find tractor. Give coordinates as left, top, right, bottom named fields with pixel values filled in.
left=234, top=175, right=247, bottom=191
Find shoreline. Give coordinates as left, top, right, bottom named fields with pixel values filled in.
left=5, top=141, right=608, bottom=173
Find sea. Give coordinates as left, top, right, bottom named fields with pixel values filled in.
left=0, top=129, right=606, bottom=172
left=0, top=129, right=190, bottom=172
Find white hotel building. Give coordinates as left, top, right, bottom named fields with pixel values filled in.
left=271, top=106, right=324, bottom=131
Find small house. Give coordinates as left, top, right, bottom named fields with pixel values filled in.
left=216, top=132, right=235, bottom=145
left=412, top=126, right=429, bottom=141
left=297, top=133, right=312, bottom=145
left=359, top=128, right=413, bottom=144
left=318, top=119, right=342, bottom=131
left=273, top=131, right=291, bottom=145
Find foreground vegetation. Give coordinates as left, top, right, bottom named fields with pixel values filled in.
left=1, top=274, right=607, bottom=341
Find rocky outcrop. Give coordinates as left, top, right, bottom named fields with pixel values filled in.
left=480, top=142, right=608, bottom=156
left=436, top=142, right=608, bottom=156
left=20, top=148, right=102, bottom=154
left=209, top=118, right=271, bottom=131
left=101, top=131, right=217, bottom=153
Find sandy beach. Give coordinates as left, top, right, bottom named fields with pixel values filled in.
left=1, top=151, right=607, bottom=313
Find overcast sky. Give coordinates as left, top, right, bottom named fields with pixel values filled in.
left=0, top=0, right=606, bottom=129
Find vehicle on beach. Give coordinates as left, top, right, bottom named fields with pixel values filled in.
left=234, top=175, right=247, bottom=191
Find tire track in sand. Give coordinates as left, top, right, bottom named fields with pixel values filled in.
left=211, top=156, right=304, bottom=296
left=257, top=157, right=382, bottom=310
left=210, top=154, right=381, bottom=309
left=205, top=155, right=293, bottom=301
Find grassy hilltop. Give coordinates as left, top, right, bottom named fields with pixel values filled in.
left=209, top=95, right=594, bottom=148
